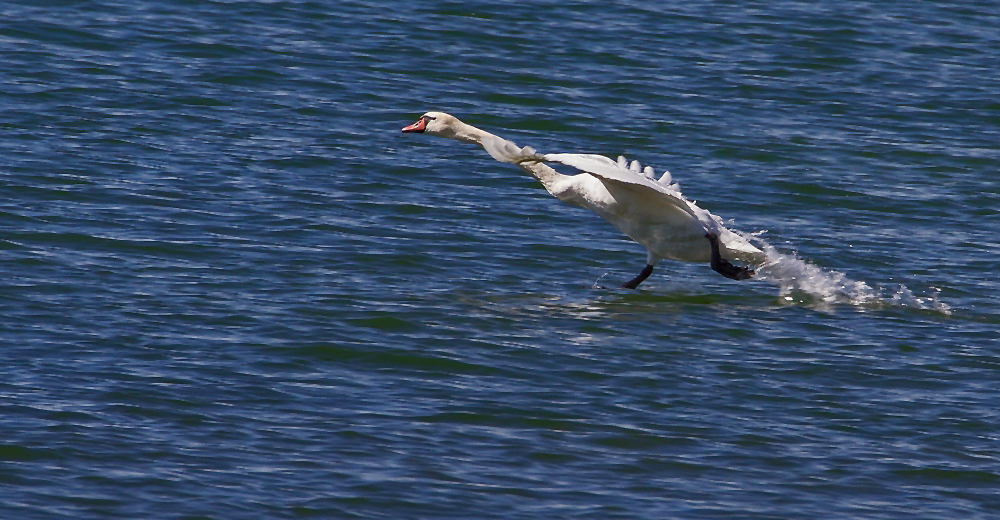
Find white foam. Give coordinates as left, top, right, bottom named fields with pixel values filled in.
left=750, top=238, right=951, bottom=314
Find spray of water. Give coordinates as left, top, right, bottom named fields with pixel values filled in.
left=750, top=237, right=950, bottom=314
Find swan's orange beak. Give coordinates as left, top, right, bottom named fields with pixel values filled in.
left=401, top=117, right=427, bottom=133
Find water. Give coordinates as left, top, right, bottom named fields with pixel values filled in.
left=2, top=1, right=998, bottom=518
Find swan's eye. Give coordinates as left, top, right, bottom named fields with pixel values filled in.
left=423, top=115, right=437, bottom=121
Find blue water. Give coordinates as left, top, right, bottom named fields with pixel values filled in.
left=2, top=1, right=998, bottom=518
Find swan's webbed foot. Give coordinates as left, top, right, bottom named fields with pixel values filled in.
left=714, top=261, right=755, bottom=281
left=705, top=233, right=755, bottom=281
left=622, top=264, right=655, bottom=289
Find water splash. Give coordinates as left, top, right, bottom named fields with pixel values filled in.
left=751, top=241, right=951, bottom=314
left=592, top=272, right=612, bottom=289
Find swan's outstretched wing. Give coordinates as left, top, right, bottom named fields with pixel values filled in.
left=480, top=134, right=546, bottom=164
left=543, top=153, right=763, bottom=262
left=544, top=153, right=718, bottom=231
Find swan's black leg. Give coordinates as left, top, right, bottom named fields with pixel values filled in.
left=705, top=233, right=755, bottom=281
left=622, top=264, right=655, bottom=289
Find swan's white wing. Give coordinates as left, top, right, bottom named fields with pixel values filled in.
left=480, top=134, right=545, bottom=164
left=544, top=153, right=720, bottom=233
left=544, top=153, right=764, bottom=261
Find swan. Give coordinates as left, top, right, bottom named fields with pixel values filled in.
left=402, top=112, right=762, bottom=288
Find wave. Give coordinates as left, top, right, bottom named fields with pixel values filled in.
left=751, top=239, right=951, bottom=314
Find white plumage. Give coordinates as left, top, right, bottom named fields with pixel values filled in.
left=402, top=111, right=761, bottom=288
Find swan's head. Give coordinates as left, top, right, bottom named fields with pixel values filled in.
left=401, top=112, right=462, bottom=138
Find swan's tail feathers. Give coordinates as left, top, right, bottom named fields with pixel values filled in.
left=719, top=229, right=766, bottom=265
left=481, top=135, right=546, bottom=164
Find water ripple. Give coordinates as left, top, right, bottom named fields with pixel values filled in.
left=2, top=1, right=999, bottom=519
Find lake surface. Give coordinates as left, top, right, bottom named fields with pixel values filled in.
left=2, top=1, right=998, bottom=518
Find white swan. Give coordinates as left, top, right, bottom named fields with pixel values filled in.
left=402, top=112, right=763, bottom=288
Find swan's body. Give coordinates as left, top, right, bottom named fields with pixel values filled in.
left=402, top=112, right=762, bottom=288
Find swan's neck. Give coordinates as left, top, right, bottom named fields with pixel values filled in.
left=444, top=121, right=570, bottom=193
left=440, top=120, right=492, bottom=146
